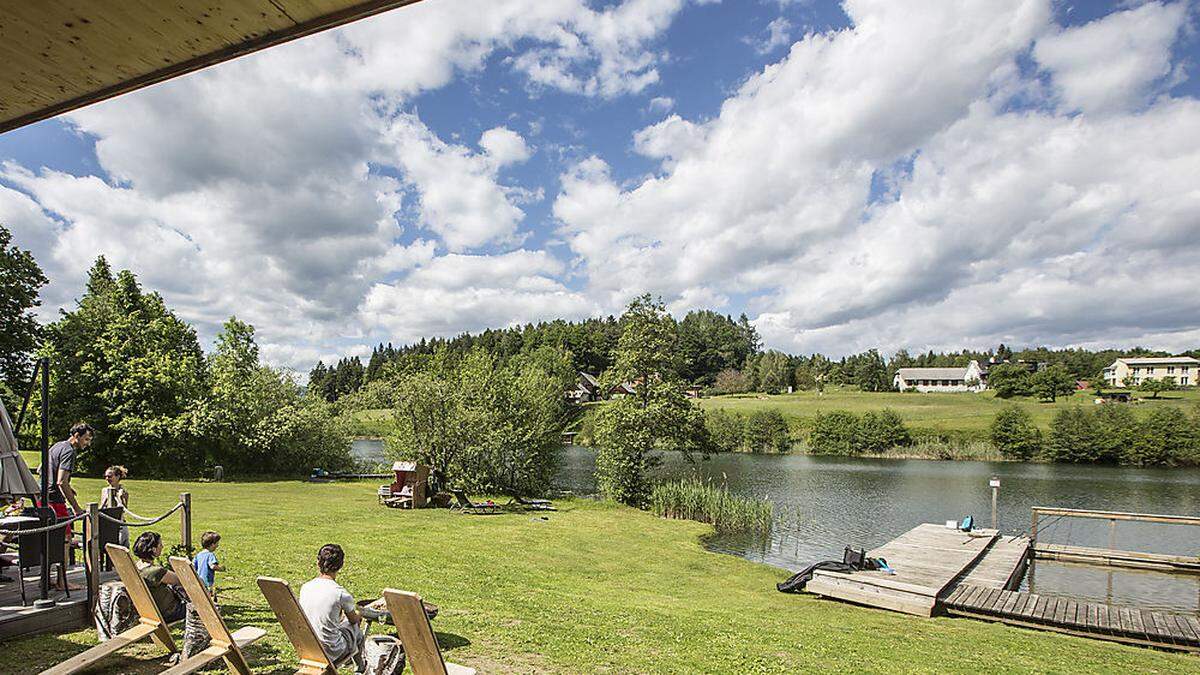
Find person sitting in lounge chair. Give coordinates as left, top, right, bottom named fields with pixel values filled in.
left=299, top=543, right=366, bottom=673
left=131, top=530, right=187, bottom=623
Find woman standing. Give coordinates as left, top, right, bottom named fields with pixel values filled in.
left=100, top=465, right=130, bottom=547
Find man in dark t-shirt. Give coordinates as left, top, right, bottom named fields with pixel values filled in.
left=39, top=422, right=94, bottom=590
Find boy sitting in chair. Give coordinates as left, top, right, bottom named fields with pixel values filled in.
left=299, top=543, right=366, bottom=672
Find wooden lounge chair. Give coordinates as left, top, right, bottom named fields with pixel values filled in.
left=40, top=543, right=176, bottom=675
left=382, top=589, right=474, bottom=675
left=450, top=490, right=500, bottom=515
left=161, top=556, right=265, bottom=674
left=256, top=576, right=352, bottom=675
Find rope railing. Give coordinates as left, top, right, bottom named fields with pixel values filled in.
left=0, top=511, right=88, bottom=536
left=98, top=501, right=184, bottom=527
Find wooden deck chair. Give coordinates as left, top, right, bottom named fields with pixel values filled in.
left=256, top=576, right=351, bottom=675
left=382, top=589, right=475, bottom=675
left=39, top=544, right=176, bottom=675
left=161, top=556, right=265, bottom=674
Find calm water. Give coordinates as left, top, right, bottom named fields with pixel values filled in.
left=353, top=439, right=1200, bottom=613
left=557, top=445, right=1200, bottom=614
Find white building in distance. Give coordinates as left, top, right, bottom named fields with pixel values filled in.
left=1104, top=357, right=1199, bottom=387
left=894, top=360, right=987, bottom=393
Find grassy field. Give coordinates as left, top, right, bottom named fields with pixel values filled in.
left=700, top=387, right=1200, bottom=437
left=7, top=477, right=1199, bottom=673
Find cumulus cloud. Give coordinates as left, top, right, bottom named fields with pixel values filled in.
left=0, top=0, right=689, bottom=371
left=1034, top=1, right=1188, bottom=115
left=751, top=17, right=794, bottom=54
left=647, top=96, right=675, bottom=114
left=555, top=0, right=1200, bottom=355
left=361, top=250, right=594, bottom=342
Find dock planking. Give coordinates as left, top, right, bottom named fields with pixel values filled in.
left=805, top=523, right=1027, bottom=617
left=943, top=584, right=1200, bottom=653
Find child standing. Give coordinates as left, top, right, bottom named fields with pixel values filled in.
left=193, top=531, right=225, bottom=595
left=100, top=465, right=130, bottom=547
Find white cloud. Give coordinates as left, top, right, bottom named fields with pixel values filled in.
left=752, top=17, right=793, bottom=54
left=1034, top=1, right=1188, bottom=115
left=2, top=0, right=688, bottom=368
left=361, top=250, right=594, bottom=342
left=555, top=0, right=1200, bottom=355
left=479, top=126, right=532, bottom=168
left=647, top=96, right=675, bottom=114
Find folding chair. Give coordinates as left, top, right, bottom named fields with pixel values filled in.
left=256, top=576, right=351, bottom=675
left=450, top=490, right=501, bottom=515
left=161, top=556, right=265, bottom=674
left=39, top=544, right=176, bottom=675
left=382, top=589, right=475, bottom=675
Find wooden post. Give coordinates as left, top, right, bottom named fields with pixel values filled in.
left=1030, top=509, right=1039, bottom=545
left=87, top=502, right=100, bottom=613
left=180, top=492, right=192, bottom=554
left=1108, top=518, right=1116, bottom=551
left=990, top=477, right=1000, bottom=530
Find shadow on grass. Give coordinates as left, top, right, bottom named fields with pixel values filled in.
left=436, top=630, right=471, bottom=651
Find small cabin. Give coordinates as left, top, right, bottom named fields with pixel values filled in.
left=385, top=461, right=430, bottom=508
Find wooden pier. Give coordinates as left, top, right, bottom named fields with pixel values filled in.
left=0, top=565, right=116, bottom=639
left=942, top=585, right=1200, bottom=652
left=805, top=523, right=1026, bottom=617
left=803, top=509, right=1200, bottom=653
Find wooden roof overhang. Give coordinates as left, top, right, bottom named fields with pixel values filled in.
left=0, top=0, right=425, bottom=134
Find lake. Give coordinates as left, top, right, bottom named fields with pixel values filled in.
left=353, top=439, right=1200, bottom=613
left=559, top=445, right=1200, bottom=614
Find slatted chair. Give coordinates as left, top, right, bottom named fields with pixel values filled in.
left=39, top=543, right=176, bottom=675
left=256, top=576, right=352, bottom=675
left=161, top=556, right=265, bottom=674
left=450, top=490, right=501, bottom=515
left=382, top=589, right=475, bottom=675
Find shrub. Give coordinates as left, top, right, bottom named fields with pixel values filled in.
left=1126, top=408, right=1191, bottom=466
left=1045, top=408, right=1101, bottom=462
left=744, top=409, right=791, bottom=453
left=855, top=409, right=911, bottom=453
left=990, top=406, right=1041, bottom=460
left=708, top=368, right=753, bottom=395
left=650, top=477, right=773, bottom=533
left=1093, top=404, right=1136, bottom=464
left=808, top=411, right=859, bottom=455
left=704, top=409, right=745, bottom=453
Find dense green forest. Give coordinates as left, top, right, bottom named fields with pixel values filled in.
left=310, top=315, right=1196, bottom=402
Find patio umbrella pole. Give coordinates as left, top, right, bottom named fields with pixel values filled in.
left=35, top=357, right=54, bottom=608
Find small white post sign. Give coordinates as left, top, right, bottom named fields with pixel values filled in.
left=989, top=477, right=1000, bottom=529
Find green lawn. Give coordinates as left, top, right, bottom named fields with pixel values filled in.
left=700, top=387, right=1200, bottom=437
left=7, top=477, right=1198, bottom=673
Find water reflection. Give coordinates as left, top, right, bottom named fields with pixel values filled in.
left=555, top=445, right=1200, bottom=613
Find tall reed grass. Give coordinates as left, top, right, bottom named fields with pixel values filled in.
left=650, top=476, right=773, bottom=533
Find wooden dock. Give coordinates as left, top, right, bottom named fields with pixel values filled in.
left=805, top=523, right=1027, bottom=617
left=0, top=565, right=115, bottom=639
left=942, top=584, right=1200, bottom=652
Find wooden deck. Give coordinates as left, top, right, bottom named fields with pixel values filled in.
left=1034, top=543, right=1200, bottom=573
left=0, top=564, right=114, bottom=640
left=943, top=584, right=1200, bottom=653
left=805, top=524, right=1027, bottom=617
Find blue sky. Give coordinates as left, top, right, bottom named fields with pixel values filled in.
left=1, top=0, right=1198, bottom=372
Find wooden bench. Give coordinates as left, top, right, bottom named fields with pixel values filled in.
left=162, top=556, right=265, bottom=674
left=383, top=589, right=474, bottom=675
left=39, top=543, right=176, bottom=675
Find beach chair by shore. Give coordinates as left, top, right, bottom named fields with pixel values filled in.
left=39, top=544, right=176, bottom=675
left=382, top=589, right=475, bottom=675
left=162, top=556, right=265, bottom=674
left=257, top=576, right=352, bottom=675
left=450, top=490, right=500, bottom=515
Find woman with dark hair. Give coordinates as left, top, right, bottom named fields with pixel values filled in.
left=131, top=531, right=186, bottom=623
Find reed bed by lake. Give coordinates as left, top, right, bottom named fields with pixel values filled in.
left=650, top=476, right=773, bottom=532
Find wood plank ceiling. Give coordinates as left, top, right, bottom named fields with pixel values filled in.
left=0, top=0, right=424, bottom=134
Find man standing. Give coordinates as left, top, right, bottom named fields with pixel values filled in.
left=299, top=543, right=365, bottom=672
left=42, top=422, right=93, bottom=590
